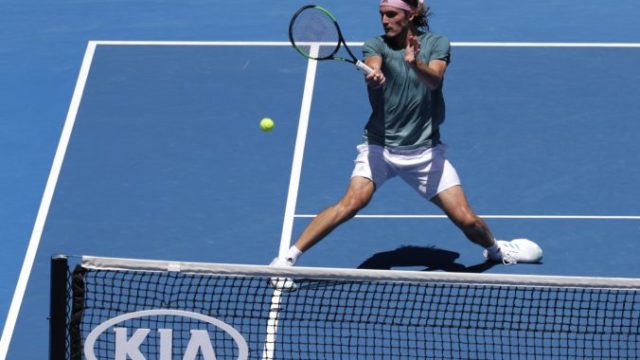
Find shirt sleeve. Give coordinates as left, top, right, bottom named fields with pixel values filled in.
left=427, top=34, right=451, bottom=64
left=362, top=36, right=384, bottom=60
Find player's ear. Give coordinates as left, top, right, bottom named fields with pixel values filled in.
left=407, top=10, right=416, bottom=22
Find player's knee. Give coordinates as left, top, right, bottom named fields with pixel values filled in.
left=336, top=194, right=369, bottom=219
left=457, top=214, right=484, bottom=234
left=343, top=199, right=367, bottom=217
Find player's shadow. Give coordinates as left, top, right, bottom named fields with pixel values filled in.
left=357, top=245, right=496, bottom=273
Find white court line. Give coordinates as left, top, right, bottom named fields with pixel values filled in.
left=0, top=42, right=97, bottom=360
left=93, top=40, right=293, bottom=46
left=278, top=45, right=320, bottom=258
left=262, top=44, right=321, bottom=360
left=453, top=42, right=640, bottom=48
left=90, top=40, right=640, bottom=48
left=295, top=214, right=640, bottom=220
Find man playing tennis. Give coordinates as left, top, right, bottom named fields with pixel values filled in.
left=273, top=0, right=543, bottom=270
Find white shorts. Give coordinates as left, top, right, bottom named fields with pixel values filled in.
left=351, top=144, right=461, bottom=200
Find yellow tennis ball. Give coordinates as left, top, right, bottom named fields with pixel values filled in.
left=260, top=117, right=275, bottom=132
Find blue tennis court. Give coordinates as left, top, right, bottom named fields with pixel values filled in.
left=1, top=0, right=640, bottom=358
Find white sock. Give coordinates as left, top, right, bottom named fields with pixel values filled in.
left=285, top=245, right=303, bottom=265
left=486, top=242, right=501, bottom=257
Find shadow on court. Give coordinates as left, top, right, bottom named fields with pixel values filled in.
left=358, top=245, right=497, bottom=273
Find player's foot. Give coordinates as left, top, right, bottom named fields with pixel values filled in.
left=269, top=257, right=297, bottom=291
left=483, top=239, right=543, bottom=265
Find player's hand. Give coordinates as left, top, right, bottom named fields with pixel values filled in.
left=365, top=68, right=386, bottom=88
left=404, top=33, right=421, bottom=64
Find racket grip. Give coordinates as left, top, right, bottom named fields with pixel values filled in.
left=355, top=60, right=373, bottom=75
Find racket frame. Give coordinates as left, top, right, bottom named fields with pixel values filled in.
left=289, top=5, right=373, bottom=74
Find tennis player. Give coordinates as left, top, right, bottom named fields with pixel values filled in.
left=273, top=0, right=542, bottom=269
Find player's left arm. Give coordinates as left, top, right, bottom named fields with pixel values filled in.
left=404, top=33, right=449, bottom=90
left=410, top=59, right=447, bottom=90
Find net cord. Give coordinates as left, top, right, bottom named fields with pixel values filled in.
left=80, top=255, right=640, bottom=290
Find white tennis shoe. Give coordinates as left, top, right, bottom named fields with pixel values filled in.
left=484, top=238, right=543, bottom=265
left=269, top=257, right=297, bottom=291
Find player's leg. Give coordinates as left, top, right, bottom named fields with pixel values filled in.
left=270, top=176, right=375, bottom=269
left=272, top=145, right=389, bottom=267
left=430, top=185, right=495, bottom=248
left=392, top=145, right=493, bottom=246
left=431, top=185, right=543, bottom=264
left=297, top=176, right=375, bottom=252
left=269, top=177, right=374, bottom=290
left=392, top=144, right=542, bottom=264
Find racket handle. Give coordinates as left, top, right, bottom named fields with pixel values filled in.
left=355, top=60, right=373, bottom=75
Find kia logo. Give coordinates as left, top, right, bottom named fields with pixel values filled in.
left=84, top=309, right=249, bottom=360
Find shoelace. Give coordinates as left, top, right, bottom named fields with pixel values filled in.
left=498, top=244, right=518, bottom=265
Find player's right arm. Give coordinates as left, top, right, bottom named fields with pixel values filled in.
left=364, top=55, right=385, bottom=88
left=363, top=38, right=386, bottom=88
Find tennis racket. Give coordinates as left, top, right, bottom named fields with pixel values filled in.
left=289, top=5, right=373, bottom=75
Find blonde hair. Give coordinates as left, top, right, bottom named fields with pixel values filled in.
left=402, top=0, right=431, bottom=30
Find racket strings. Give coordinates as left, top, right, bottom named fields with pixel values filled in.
left=290, top=8, right=341, bottom=59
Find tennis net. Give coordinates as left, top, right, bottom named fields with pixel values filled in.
left=50, top=255, right=640, bottom=359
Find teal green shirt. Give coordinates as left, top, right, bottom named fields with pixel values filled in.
left=362, top=32, right=450, bottom=149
